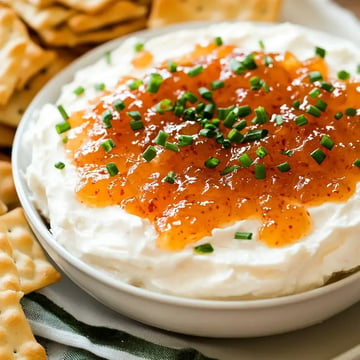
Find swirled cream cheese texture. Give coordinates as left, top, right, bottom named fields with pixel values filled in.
left=27, top=23, right=360, bottom=299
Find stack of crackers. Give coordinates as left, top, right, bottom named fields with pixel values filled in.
left=0, top=161, right=61, bottom=358
left=0, top=0, right=282, bottom=358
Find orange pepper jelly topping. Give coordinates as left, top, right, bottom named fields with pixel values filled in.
left=63, top=43, right=360, bottom=251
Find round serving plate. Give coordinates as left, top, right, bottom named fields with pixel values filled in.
left=12, top=21, right=360, bottom=338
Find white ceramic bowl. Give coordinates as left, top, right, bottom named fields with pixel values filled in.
left=12, top=23, right=360, bottom=338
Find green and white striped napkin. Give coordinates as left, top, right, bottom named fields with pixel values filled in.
left=21, top=280, right=216, bottom=360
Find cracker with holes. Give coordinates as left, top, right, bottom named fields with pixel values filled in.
left=0, top=48, right=77, bottom=128
left=148, top=0, right=283, bottom=28
left=0, top=290, right=47, bottom=359
left=16, top=39, right=56, bottom=90
left=0, top=208, right=61, bottom=294
left=0, top=7, right=28, bottom=106
left=68, top=0, right=147, bottom=33
left=38, top=18, right=147, bottom=47
left=7, top=0, right=75, bottom=31
left=0, top=161, right=18, bottom=215
left=0, top=223, right=46, bottom=359
left=0, top=222, right=20, bottom=292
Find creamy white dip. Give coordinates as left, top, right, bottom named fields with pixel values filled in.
left=27, top=22, right=360, bottom=299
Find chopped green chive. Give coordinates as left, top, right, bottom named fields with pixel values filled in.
left=155, top=99, right=173, bottom=114
left=275, top=114, right=284, bottom=126
left=194, top=243, right=214, bottom=254
left=94, top=83, right=105, bottom=91
left=183, top=108, right=196, bottom=121
left=309, top=88, right=321, bottom=98
left=259, top=39, right=265, bottom=50
left=264, top=56, right=273, bottom=66
left=217, top=106, right=234, bottom=120
left=174, top=104, right=185, bottom=116
left=205, top=157, right=220, bottom=169
left=154, top=130, right=169, bottom=146
left=54, top=161, right=65, bottom=169
left=164, top=171, right=176, bottom=184
left=230, top=59, right=245, bottom=74
left=73, top=86, right=85, bottom=96
left=243, top=129, right=268, bottom=142
left=234, top=119, right=247, bottom=131
left=337, top=70, right=350, bottom=80
left=321, top=81, right=335, bottom=92
left=220, top=165, right=240, bottom=175
left=101, top=109, right=113, bottom=128
left=295, top=114, right=308, bottom=126
left=281, top=149, right=294, bottom=157
left=62, top=136, right=68, bottom=144
left=223, top=111, right=237, bottom=128
left=55, top=121, right=71, bottom=134
left=199, top=128, right=216, bottom=138
left=187, top=64, right=204, bottom=77
left=243, top=53, right=257, bottom=70
left=250, top=76, right=261, bottom=90
left=128, top=79, right=143, bottom=90
left=311, top=148, right=326, bottom=164
left=147, top=73, right=163, bottom=93
left=238, top=153, right=252, bottom=168
left=315, top=46, right=326, bottom=58
left=168, top=60, right=177, bottom=72
left=198, top=87, right=213, bottom=100
left=57, top=104, right=69, bottom=120
left=142, top=145, right=157, bottom=162
left=127, top=110, right=141, bottom=120
left=104, top=50, right=111, bottom=64
left=203, top=103, right=216, bottom=119
left=254, top=163, right=266, bottom=179
left=178, top=135, right=193, bottom=146
left=276, top=161, right=291, bottom=172
left=315, top=99, right=328, bottom=112
left=227, top=128, right=244, bottom=143
left=334, top=111, right=343, bottom=120
left=164, top=142, right=179, bottom=152
left=306, top=105, right=321, bottom=117
left=345, top=107, right=357, bottom=116
left=253, top=106, right=269, bottom=124
left=353, top=159, right=360, bottom=167
left=101, top=139, right=115, bottom=152
left=113, top=99, right=126, bottom=111
left=106, top=162, right=119, bottom=176
left=182, top=91, right=198, bottom=104
left=292, top=100, right=301, bottom=109
left=357, top=64, right=360, bottom=74
left=320, top=135, right=334, bottom=150
left=237, top=105, right=252, bottom=117
left=214, top=36, right=223, bottom=46
left=308, top=71, right=323, bottom=83
left=256, top=146, right=268, bottom=158
left=210, top=80, right=225, bottom=90
left=129, top=120, right=144, bottom=131
left=234, top=232, right=253, bottom=240
left=134, top=42, right=144, bottom=52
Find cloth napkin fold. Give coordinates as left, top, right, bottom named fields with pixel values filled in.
left=22, top=290, right=215, bottom=360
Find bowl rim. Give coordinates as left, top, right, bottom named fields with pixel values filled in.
left=12, top=21, right=360, bottom=310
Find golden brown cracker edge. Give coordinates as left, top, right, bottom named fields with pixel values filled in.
left=147, top=0, right=283, bottom=28
left=0, top=208, right=61, bottom=294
